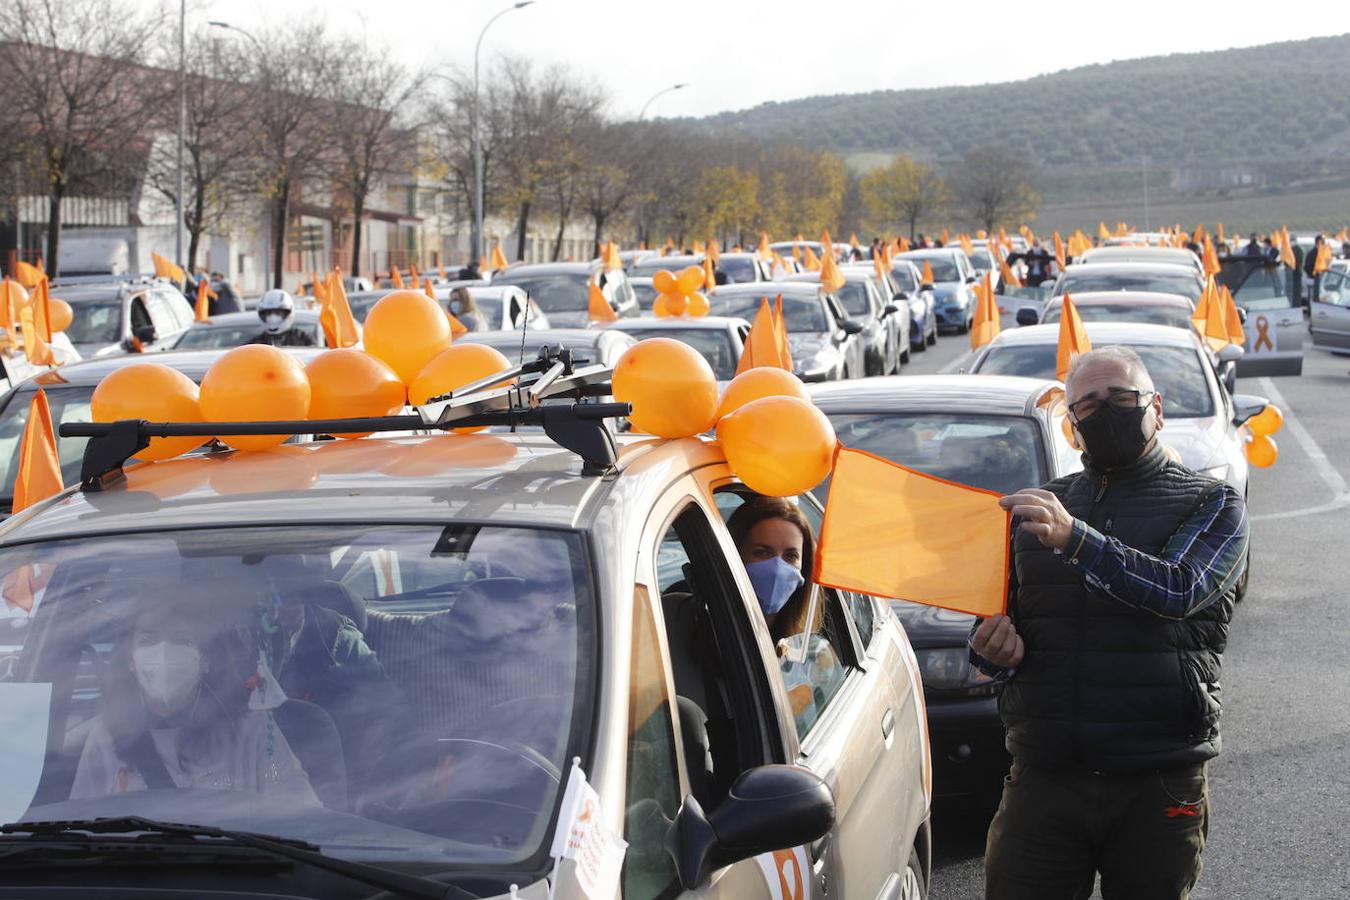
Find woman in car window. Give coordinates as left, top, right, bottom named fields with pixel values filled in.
left=448, top=287, right=486, bottom=332
left=71, top=593, right=319, bottom=805
left=726, top=495, right=817, bottom=643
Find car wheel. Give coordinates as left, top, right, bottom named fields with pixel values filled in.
left=957, top=321, right=969, bottom=335
left=900, top=346, right=911, bottom=366
left=926, top=323, right=938, bottom=346
left=1234, top=549, right=1250, bottom=602
left=913, top=337, right=927, bottom=353
left=900, top=846, right=927, bottom=900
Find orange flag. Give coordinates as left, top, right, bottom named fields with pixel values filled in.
left=1055, top=293, right=1091, bottom=382
left=194, top=278, right=217, bottom=322
left=735, top=298, right=787, bottom=376
left=920, top=261, right=935, bottom=285
left=487, top=243, right=508, bottom=272
left=1201, top=238, right=1221, bottom=277
left=1278, top=228, right=1296, bottom=270
left=588, top=278, right=618, bottom=323
left=446, top=309, right=470, bottom=338
left=12, top=390, right=63, bottom=514
left=1219, top=284, right=1244, bottom=346
left=423, top=277, right=436, bottom=300
left=939, top=228, right=950, bottom=246
left=773, top=294, right=793, bottom=371
left=1216, top=223, right=1226, bottom=245
left=970, top=274, right=1000, bottom=350
left=411, top=264, right=421, bottom=287
left=603, top=241, right=623, bottom=271
left=819, top=247, right=846, bottom=292
left=0, top=280, right=26, bottom=350
left=815, top=446, right=1010, bottom=617
left=320, top=270, right=361, bottom=348
left=757, top=232, right=772, bottom=258
left=1312, top=243, right=1332, bottom=275
left=802, top=245, right=822, bottom=272
left=1098, top=221, right=1110, bottom=240
left=873, top=253, right=888, bottom=282
left=706, top=238, right=721, bottom=265
left=391, top=266, right=405, bottom=288
left=31, top=278, right=54, bottom=343
left=703, top=256, right=717, bottom=292
left=959, top=234, right=975, bottom=258
left=14, top=262, right=44, bottom=290
left=1053, top=232, right=1067, bottom=270
left=439, top=263, right=448, bottom=281
left=849, top=232, right=860, bottom=249
left=1191, top=278, right=1229, bottom=350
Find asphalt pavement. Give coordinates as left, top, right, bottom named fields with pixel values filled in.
left=901, top=328, right=1350, bottom=899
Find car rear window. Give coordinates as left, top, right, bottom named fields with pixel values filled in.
left=492, top=274, right=589, bottom=313
left=619, top=328, right=737, bottom=379
left=175, top=322, right=320, bottom=350
left=716, top=257, right=758, bottom=283
left=1057, top=272, right=1202, bottom=300
left=835, top=282, right=871, bottom=318
left=707, top=293, right=828, bottom=332
left=1042, top=303, right=1192, bottom=329
left=902, top=257, right=959, bottom=282
left=0, top=387, right=96, bottom=501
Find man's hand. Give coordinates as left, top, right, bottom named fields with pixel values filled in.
left=1000, top=488, right=1076, bottom=550
left=970, top=614, right=1024, bottom=669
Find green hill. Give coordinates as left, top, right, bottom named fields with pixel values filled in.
left=697, top=34, right=1350, bottom=167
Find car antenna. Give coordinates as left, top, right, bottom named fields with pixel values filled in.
left=62, top=347, right=630, bottom=489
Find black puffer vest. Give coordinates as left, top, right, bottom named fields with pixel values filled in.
left=999, top=443, right=1235, bottom=773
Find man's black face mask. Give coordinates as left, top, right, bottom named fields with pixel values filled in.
left=1075, top=403, right=1150, bottom=469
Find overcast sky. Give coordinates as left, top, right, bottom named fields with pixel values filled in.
left=197, top=0, right=1344, bottom=118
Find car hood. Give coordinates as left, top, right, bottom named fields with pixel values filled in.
left=1160, top=417, right=1225, bottom=469
left=931, top=284, right=968, bottom=303
left=890, top=600, right=974, bottom=649
left=79, top=342, right=123, bottom=359
left=787, top=332, right=835, bottom=358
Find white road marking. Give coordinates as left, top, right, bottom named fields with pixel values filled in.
left=1251, top=376, right=1350, bottom=522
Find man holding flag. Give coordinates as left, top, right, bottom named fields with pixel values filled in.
left=972, top=347, right=1249, bottom=900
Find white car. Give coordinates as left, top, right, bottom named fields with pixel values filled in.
left=1050, top=262, right=1204, bottom=305
left=456, top=285, right=550, bottom=331
left=604, top=316, right=748, bottom=382
left=1077, top=246, right=1204, bottom=276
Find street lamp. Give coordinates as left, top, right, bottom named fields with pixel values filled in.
left=638, top=83, right=688, bottom=122
left=472, top=1, right=534, bottom=267
left=207, top=21, right=262, bottom=51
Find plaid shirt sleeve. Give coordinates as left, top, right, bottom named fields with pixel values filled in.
left=1059, top=483, right=1249, bottom=620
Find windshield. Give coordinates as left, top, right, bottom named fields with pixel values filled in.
left=0, top=387, right=95, bottom=501
left=970, top=252, right=993, bottom=272
left=64, top=302, right=122, bottom=345
left=631, top=282, right=658, bottom=308
left=347, top=293, right=385, bottom=324
left=836, top=282, right=872, bottom=319
left=1042, top=303, right=1192, bottom=329
left=630, top=258, right=696, bottom=277
left=620, top=328, right=738, bottom=379
left=1230, top=266, right=1294, bottom=311
left=903, top=257, right=959, bottom=282
left=717, top=257, right=758, bottom=284
left=0, top=524, right=592, bottom=867
left=493, top=274, right=589, bottom=313
left=827, top=413, right=1045, bottom=495
left=889, top=267, right=917, bottom=292
left=175, top=322, right=321, bottom=350
left=1057, top=272, right=1202, bottom=301
left=707, top=293, right=829, bottom=332
left=975, top=344, right=1214, bottom=417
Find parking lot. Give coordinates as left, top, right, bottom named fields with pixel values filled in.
left=908, top=333, right=1350, bottom=898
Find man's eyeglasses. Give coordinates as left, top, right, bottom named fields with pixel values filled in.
left=1068, top=389, right=1156, bottom=422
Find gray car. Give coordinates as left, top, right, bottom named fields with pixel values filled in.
left=707, top=283, right=866, bottom=382
left=896, top=249, right=979, bottom=334
left=171, top=310, right=325, bottom=350
left=0, top=400, right=932, bottom=897
left=878, top=261, right=939, bottom=351
left=491, top=262, right=640, bottom=328
left=787, top=270, right=909, bottom=375
left=1050, top=262, right=1205, bottom=304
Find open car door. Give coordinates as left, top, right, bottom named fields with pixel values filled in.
left=1217, top=258, right=1304, bottom=376
left=1310, top=269, right=1350, bottom=353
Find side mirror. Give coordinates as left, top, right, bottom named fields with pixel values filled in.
left=893, top=291, right=912, bottom=302
left=134, top=325, right=157, bottom=344
left=1216, top=343, right=1245, bottom=364
left=1231, top=393, right=1268, bottom=426
left=965, top=275, right=978, bottom=284
left=671, top=765, right=834, bottom=891
left=840, top=319, right=864, bottom=336
left=1016, top=307, right=1039, bottom=327
left=920, top=282, right=935, bottom=292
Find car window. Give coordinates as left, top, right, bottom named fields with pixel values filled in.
left=903, top=256, right=959, bottom=282
left=630, top=282, right=658, bottom=308
left=176, top=322, right=321, bottom=350
left=144, top=292, right=178, bottom=336
left=837, top=282, right=872, bottom=319
left=0, top=524, right=593, bottom=867
left=1231, top=266, right=1295, bottom=311
left=707, top=293, right=828, bottom=332
left=717, top=257, right=758, bottom=284
left=494, top=274, right=588, bottom=313
left=129, top=296, right=152, bottom=332
left=1059, top=272, right=1202, bottom=301
left=1318, top=270, right=1350, bottom=307
left=0, top=387, right=95, bottom=500
left=63, top=301, right=122, bottom=345
left=889, top=267, right=918, bottom=292
left=619, top=328, right=737, bottom=380
left=1041, top=303, right=1193, bottom=329
left=976, top=344, right=1214, bottom=418
left=622, top=585, right=682, bottom=900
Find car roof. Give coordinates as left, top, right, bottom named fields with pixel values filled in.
left=712, top=282, right=822, bottom=299
left=606, top=316, right=747, bottom=332
left=1079, top=247, right=1199, bottom=264
left=810, top=374, right=1062, bottom=416
left=784, top=271, right=871, bottom=285
left=494, top=262, right=596, bottom=277
left=190, top=310, right=319, bottom=327
left=460, top=328, right=634, bottom=351
left=0, top=433, right=722, bottom=545
left=985, top=321, right=1200, bottom=349
left=897, top=249, right=962, bottom=260
left=11, top=348, right=322, bottom=391
left=1060, top=262, right=1201, bottom=276
left=1045, top=291, right=1193, bottom=308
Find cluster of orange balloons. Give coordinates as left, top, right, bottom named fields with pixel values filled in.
left=612, top=338, right=836, bottom=496
left=1244, top=403, right=1283, bottom=469
left=651, top=267, right=710, bottom=318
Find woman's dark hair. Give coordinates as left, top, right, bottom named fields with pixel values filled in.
left=449, top=286, right=481, bottom=315
left=726, top=495, right=818, bottom=641
left=104, top=591, right=256, bottom=771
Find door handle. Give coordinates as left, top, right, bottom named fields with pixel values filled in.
left=880, top=708, right=896, bottom=740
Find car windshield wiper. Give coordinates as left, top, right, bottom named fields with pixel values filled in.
left=0, top=817, right=479, bottom=900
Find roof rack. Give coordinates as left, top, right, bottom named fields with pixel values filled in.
left=60, top=345, right=632, bottom=490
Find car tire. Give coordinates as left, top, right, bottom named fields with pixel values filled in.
left=926, top=325, right=937, bottom=346
left=957, top=321, right=969, bottom=335
left=900, top=346, right=911, bottom=366
left=1234, top=549, right=1250, bottom=602
left=900, top=846, right=927, bottom=900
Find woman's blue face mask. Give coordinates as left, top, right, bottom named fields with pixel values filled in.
left=745, top=556, right=805, bottom=615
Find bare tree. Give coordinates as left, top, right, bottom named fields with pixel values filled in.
left=426, top=71, right=510, bottom=265
left=952, top=145, right=1040, bottom=233
left=859, top=155, right=950, bottom=240
left=0, top=0, right=162, bottom=276
left=322, top=36, right=425, bottom=278
left=576, top=121, right=640, bottom=251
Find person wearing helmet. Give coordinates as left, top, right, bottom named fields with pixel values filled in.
left=250, top=290, right=316, bottom=347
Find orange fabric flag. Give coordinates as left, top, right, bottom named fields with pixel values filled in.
left=1216, top=223, right=1226, bottom=244
left=410, top=264, right=421, bottom=286
left=1191, top=278, right=1229, bottom=350
left=735, top=298, right=787, bottom=376
left=1278, top=228, right=1296, bottom=270
left=920, top=261, right=935, bottom=285
left=757, top=232, right=772, bottom=258
left=1098, top=221, right=1110, bottom=240
left=790, top=244, right=802, bottom=262
left=489, top=243, right=509, bottom=272
left=939, top=228, right=950, bottom=246
left=773, top=294, right=793, bottom=371
left=31, top=278, right=54, bottom=343
left=959, top=235, right=975, bottom=258
left=1055, top=293, right=1091, bottom=382
left=819, top=247, right=846, bottom=292
left=391, top=266, right=405, bottom=288
left=194, top=279, right=217, bottom=322
left=446, top=309, right=469, bottom=338
left=873, top=253, right=887, bottom=282
left=706, top=238, right=721, bottom=264
left=896, top=237, right=911, bottom=253
left=1053, top=232, right=1067, bottom=270
left=703, top=256, right=717, bottom=292
left=320, top=270, right=361, bottom=348
left=820, top=229, right=834, bottom=253
left=1192, top=224, right=1205, bottom=245
left=12, top=390, right=63, bottom=514
left=849, top=233, right=860, bottom=249
left=1219, top=285, right=1244, bottom=346
left=1201, top=238, right=1221, bottom=277
left=0, top=280, right=26, bottom=350
left=970, top=274, right=1000, bottom=350
left=423, top=278, right=436, bottom=300
left=439, top=263, right=448, bottom=281
left=1312, top=243, right=1332, bottom=275
left=802, top=245, right=822, bottom=272
left=14, top=262, right=44, bottom=290
left=603, top=241, right=623, bottom=271
left=588, top=278, right=618, bottom=323
left=815, top=446, right=1010, bottom=617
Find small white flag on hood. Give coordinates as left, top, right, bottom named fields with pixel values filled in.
left=548, top=759, right=627, bottom=900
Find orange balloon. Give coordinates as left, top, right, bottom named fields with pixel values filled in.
left=362, top=290, right=453, bottom=383
left=209, top=445, right=318, bottom=494
left=676, top=266, right=705, bottom=295
left=716, top=367, right=810, bottom=420
left=652, top=294, right=672, bottom=317
left=408, top=343, right=513, bottom=433
left=652, top=270, right=677, bottom=294
left=1247, top=404, right=1283, bottom=438
left=664, top=291, right=688, bottom=316
left=306, top=349, right=406, bottom=439
left=199, top=344, right=311, bottom=451
left=716, top=395, right=836, bottom=496
left=49, top=298, right=73, bottom=332
left=91, top=363, right=206, bottom=461
left=383, top=434, right=517, bottom=476
left=1245, top=434, right=1278, bottom=468
left=687, top=292, right=710, bottom=317
left=612, top=338, right=718, bottom=438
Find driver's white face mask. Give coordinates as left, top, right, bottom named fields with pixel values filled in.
left=133, top=642, right=203, bottom=714
left=262, top=312, right=285, bottom=327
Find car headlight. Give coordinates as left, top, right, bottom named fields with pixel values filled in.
left=915, top=647, right=996, bottom=692
left=797, top=348, right=841, bottom=380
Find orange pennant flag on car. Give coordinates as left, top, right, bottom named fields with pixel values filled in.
left=735, top=297, right=787, bottom=376
left=1216, top=223, right=1226, bottom=245
left=390, top=266, right=405, bottom=289
left=706, top=238, right=721, bottom=265
left=18, top=305, right=56, bottom=367
left=703, top=256, right=717, bottom=292
left=774, top=294, right=793, bottom=371
left=588, top=277, right=618, bottom=323
left=1312, top=242, right=1332, bottom=275
left=959, top=234, right=975, bottom=258
left=1055, top=293, right=1091, bottom=382
left=30, top=278, right=54, bottom=343
left=920, top=261, right=935, bottom=285
left=873, top=253, right=888, bottom=282
left=603, top=240, right=623, bottom=271
left=445, top=308, right=470, bottom=338
left=819, top=247, right=846, bottom=293
left=969, top=274, right=1000, bottom=350
left=997, top=246, right=1022, bottom=288
left=815, top=446, right=1010, bottom=618
left=802, top=245, right=822, bottom=272
left=1278, top=227, right=1296, bottom=270
left=423, top=278, right=437, bottom=300
left=0, top=280, right=26, bottom=350
left=757, top=232, right=772, bottom=258
left=1220, top=284, right=1245, bottom=346
left=439, top=263, right=448, bottom=281
left=1053, top=232, right=1067, bottom=270
left=14, top=262, right=44, bottom=290
left=194, top=278, right=217, bottom=322
left=1098, top=221, right=1110, bottom=240
left=320, top=270, right=361, bottom=348
left=489, top=243, right=509, bottom=272
left=1191, top=278, right=1229, bottom=350
left=1202, top=238, right=1221, bottom=277
left=12, top=390, right=63, bottom=514
left=410, top=264, right=421, bottom=287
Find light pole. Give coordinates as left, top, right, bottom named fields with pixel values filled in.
left=638, top=83, right=688, bottom=122
left=208, top=21, right=268, bottom=285
left=207, top=20, right=262, bottom=51
left=473, top=1, right=534, bottom=267
left=175, top=0, right=185, bottom=270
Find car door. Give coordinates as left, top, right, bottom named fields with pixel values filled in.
left=1310, top=269, right=1350, bottom=351
left=142, top=290, right=184, bottom=350
left=824, top=295, right=864, bottom=379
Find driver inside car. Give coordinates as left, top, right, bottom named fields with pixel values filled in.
left=70, top=592, right=319, bottom=806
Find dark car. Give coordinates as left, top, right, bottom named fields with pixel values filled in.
left=629, top=252, right=767, bottom=284
left=50, top=276, right=195, bottom=358
left=787, top=270, right=909, bottom=375
left=172, top=310, right=325, bottom=350
left=458, top=327, right=637, bottom=369
left=810, top=374, right=1080, bottom=800
left=707, top=283, right=865, bottom=381
left=490, top=262, right=639, bottom=328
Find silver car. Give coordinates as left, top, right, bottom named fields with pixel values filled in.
left=786, top=269, right=910, bottom=374
left=1049, top=262, right=1204, bottom=305
left=604, top=316, right=748, bottom=382
left=708, top=283, right=866, bottom=382
left=0, top=418, right=932, bottom=897
left=52, top=276, right=195, bottom=358
left=895, top=249, right=979, bottom=334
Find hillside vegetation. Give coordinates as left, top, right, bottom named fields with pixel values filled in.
left=698, top=35, right=1350, bottom=167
